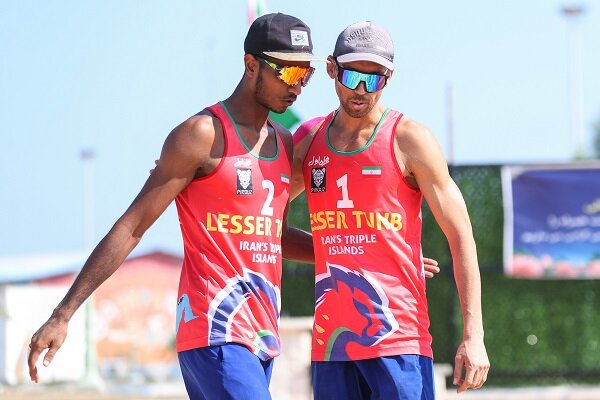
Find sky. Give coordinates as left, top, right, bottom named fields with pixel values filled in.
left=1, top=0, right=599, bottom=259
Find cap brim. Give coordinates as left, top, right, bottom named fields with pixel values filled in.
left=263, top=51, right=328, bottom=62
left=336, top=53, right=394, bottom=70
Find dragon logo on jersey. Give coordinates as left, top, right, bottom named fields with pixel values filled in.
left=313, top=262, right=398, bottom=361
left=236, top=168, right=253, bottom=195
left=207, top=269, right=281, bottom=360
left=311, top=167, right=326, bottom=193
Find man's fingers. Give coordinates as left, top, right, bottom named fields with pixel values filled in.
left=30, top=365, right=38, bottom=383
left=456, top=361, right=490, bottom=392
left=453, top=355, right=464, bottom=386
left=423, top=257, right=438, bottom=266
left=28, top=335, right=64, bottom=382
left=456, top=362, right=474, bottom=393
left=474, top=363, right=490, bottom=389
left=457, top=380, right=469, bottom=393
left=423, top=257, right=440, bottom=279
left=453, top=341, right=490, bottom=392
left=424, top=266, right=440, bottom=277
left=28, top=345, right=44, bottom=382
left=460, top=364, right=476, bottom=392
left=43, top=346, right=59, bottom=367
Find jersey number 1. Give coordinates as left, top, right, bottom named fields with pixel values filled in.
left=336, top=174, right=354, bottom=209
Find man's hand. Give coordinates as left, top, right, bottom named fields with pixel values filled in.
left=453, top=338, right=490, bottom=393
left=423, top=257, right=440, bottom=278
left=28, top=317, right=68, bottom=383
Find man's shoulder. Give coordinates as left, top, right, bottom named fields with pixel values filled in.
left=393, top=114, right=442, bottom=165
left=293, top=115, right=330, bottom=145
left=395, top=115, right=431, bottom=142
left=175, top=110, right=221, bottom=140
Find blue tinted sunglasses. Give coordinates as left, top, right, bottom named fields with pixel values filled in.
left=335, top=59, right=390, bottom=93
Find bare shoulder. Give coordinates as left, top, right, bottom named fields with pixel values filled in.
left=394, top=115, right=447, bottom=162
left=395, top=116, right=436, bottom=150
left=171, top=111, right=222, bottom=147
left=293, top=116, right=327, bottom=159
left=159, top=110, right=225, bottom=177
left=394, top=115, right=448, bottom=181
left=294, top=116, right=327, bottom=145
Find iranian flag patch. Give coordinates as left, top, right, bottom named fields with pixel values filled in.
left=362, top=166, right=382, bottom=175
left=281, top=173, right=290, bottom=184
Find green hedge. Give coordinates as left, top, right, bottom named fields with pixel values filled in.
left=282, top=166, right=600, bottom=385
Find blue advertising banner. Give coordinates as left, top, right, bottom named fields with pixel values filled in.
left=502, top=165, right=600, bottom=278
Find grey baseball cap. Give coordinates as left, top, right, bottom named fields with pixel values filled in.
left=333, top=21, right=394, bottom=70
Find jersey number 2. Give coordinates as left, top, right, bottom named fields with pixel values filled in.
left=261, top=180, right=275, bottom=216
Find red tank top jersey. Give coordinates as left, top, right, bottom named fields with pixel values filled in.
left=174, top=102, right=291, bottom=361
left=303, top=109, right=433, bottom=361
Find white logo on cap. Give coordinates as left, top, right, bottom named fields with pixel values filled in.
left=290, top=30, right=309, bottom=46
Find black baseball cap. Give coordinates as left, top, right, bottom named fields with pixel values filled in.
left=244, top=13, right=325, bottom=62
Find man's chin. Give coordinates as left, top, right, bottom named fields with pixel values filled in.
left=270, top=106, right=288, bottom=114
left=343, top=104, right=371, bottom=119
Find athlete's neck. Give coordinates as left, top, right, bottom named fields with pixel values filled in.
left=332, top=103, right=387, bottom=137
left=223, top=84, right=270, bottom=132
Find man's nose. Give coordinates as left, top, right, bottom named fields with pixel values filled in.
left=288, top=82, right=302, bottom=96
left=354, top=81, right=368, bottom=95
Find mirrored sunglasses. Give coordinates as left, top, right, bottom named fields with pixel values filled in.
left=256, top=56, right=315, bottom=87
left=335, top=60, right=389, bottom=93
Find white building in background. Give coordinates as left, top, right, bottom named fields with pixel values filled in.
left=0, top=252, right=88, bottom=385
left=0, top=251, right=316, bottom=400
left=0, top=285, right=87, bottom=385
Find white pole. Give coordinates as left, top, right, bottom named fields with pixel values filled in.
left=81, top=149, right=95, bottom=250
left=80, top=148, right=103, bottom=390
left=446, top=84, right=455, bottom=165
left=561, top=5, right=586, bottom=159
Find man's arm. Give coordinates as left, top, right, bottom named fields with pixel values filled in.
left=276, top=122, right=315, bottom=264
left=281, top=210, right=315, bottom=263
left=397, top=119, right=490, bottom=392
left=27, top=114, right=219, bottom=382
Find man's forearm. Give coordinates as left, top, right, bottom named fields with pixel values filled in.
left=52, top=222, right=140, bottom=321
left=450, top=236, right=484, bottom=339
left=282, top=226, right=314, bottom=264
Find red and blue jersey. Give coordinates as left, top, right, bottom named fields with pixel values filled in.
left=174, top=102, right=291, bottom=361
left=301, top=109, right=432, bottom=361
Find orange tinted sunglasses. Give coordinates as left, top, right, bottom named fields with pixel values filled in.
left=256, top=56, right=315, bottom=87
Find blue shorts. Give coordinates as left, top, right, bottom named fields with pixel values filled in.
left=312, top=354, right=435, bottom=400
left=178, top=343, right=274, bottom=400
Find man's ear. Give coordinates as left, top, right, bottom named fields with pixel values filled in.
left=244, top=54, right=259, bottom=77
left=326, top=56, right=336, bottom=79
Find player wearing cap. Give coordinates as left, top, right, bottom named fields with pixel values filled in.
left=28, top=13, right=322, bottom=400
left=290, top=21, right=490, bottom=399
